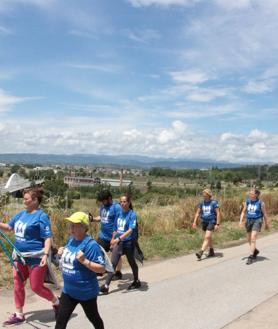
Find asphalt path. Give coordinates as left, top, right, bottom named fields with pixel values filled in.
left=1, top=233, right=278, bottom=329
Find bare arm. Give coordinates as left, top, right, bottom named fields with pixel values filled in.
left=76, top=252, right=105, bottom=274
left=192, top=208, right=201, bottom=228
left=0, top=222, right=12, bottom=232
left=239, top=203, right=247, bottom=227
left=214, top=208, right=221, bottom=231
left=40, top=237, right=52, bottom=267
left=111, top=228, right=133, bottom=247
left=261, top=202, right=269, bottom=229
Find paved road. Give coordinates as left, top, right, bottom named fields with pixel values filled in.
left=1, top=233, right=278, bottom=328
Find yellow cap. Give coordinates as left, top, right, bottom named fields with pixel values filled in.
left=66, top=212, right=89, bottom=226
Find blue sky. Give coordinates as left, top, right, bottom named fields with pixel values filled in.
left=0, top=0, right=278, bottom=163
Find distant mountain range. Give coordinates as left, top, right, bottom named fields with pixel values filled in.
left=0, top=153, right=241, bottom=169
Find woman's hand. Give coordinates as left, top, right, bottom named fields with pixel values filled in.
left=57, top=247, right=65, bottom=256
left=39, top=254, right=48, bottom=267
left=76, top=250, right=86, bottom=264
left=192, top=222, right=197, bottom=229
left=265, top=222, right=270, bottom=230
left=110, top=238, right=119, bottom=247
left=239, top=221, right=244, bottom=228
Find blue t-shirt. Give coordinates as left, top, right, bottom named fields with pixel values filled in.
left=114, top=209, right=137, bottom=242
left=61, top=235, right=105, bottom=300
left=246, top=199, right=263, bottom=220
left=8, top=209, right=52, bottom=265
left=99, top=202, right=121, bottom=241
left=198, top=200, right=219, bottom=223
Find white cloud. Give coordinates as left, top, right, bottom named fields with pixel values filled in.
left=0, top=116, right=277, bottom=163
left=0, top=89, right=27, bottom=112
left=124, top=28, right=161, bottom=43
left=169, top=69, right=210, bottom=85
left=248, top=129, right=268, bottom=139
left=214, top=0, right=253, bottom=10
left=0, top=25, right=12, bottom=35
left=186, top=87, right=229, bottom=102
left=243, top=79, right=275, bottom=94
left=63, top=62, right=121, bottom=73
left=182, top=1, right=278, bottom=73
left=168, top=104, right=236, bottom=119
left=128, top=0, right=201, bottom=7
left=0, top=89, right=43, bottom=113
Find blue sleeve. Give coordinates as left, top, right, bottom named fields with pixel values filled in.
left=128, top=212, right=137, bottom=230
left=198, top=202, right=202, bottom=209
left=7, top=211, right=23, bottom=229
left=213, top=200, right=219, bottom=209
left=85, top=241, right=105, bottom=266
left=39, top=212, right=53, bottom=239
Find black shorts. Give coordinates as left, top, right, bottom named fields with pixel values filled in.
left=202, top=222, right=215, bottom=232
left=97, top=237, right=111, bottom=252
left=245, top=219, right=262, bottom=233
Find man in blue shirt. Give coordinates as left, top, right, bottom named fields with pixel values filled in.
left=92, top=190, right=122, bottom=279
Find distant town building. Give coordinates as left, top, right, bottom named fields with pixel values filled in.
left=64, top=176, right=132, bottom=188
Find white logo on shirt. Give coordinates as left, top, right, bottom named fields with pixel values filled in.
left=14, top=220, right=27, bottom=238
left=101, top=209, right=110, bottom=224
left=203, top=205, right=212, bottom=215
left=247, top=204, right=257, bottom=214
left=61, top=248, right=76, bottom=270
left=117, top=217, right=126, bottom=233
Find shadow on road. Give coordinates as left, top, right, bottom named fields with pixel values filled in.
left=99, top=273, right=149, bottom=296
left=24, top=309, right=77, bottom=327
left=241, top=255, right=269, bottom=263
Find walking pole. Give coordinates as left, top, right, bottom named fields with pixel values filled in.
left=0, top=238, right=24, bottom=282
left=0, top=230, right=26, bottom=265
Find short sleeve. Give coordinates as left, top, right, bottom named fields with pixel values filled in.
left=86, top=241, right=105, bottom=266
left=7, top=211, right=23, bottom=230
left=213, top=200, right=219, bottom=209
left=39, top=212, right=53, bottom=239
left=128, top=212, right=137, bottom=230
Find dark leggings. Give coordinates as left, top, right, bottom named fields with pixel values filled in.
left=55, top=292, right=104, bottom=329
left=106, top=240, right=138, bottom=286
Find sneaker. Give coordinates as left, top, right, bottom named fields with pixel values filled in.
left=246, top=255, right=254, bottom=265
left=207, top=248, right=215, bottom=257
left=3, top=313, right=25, bottom=326
left=253, top=248, right=260, bottom=259
left=112, top=271, right=123, bottom=281
left=100, top=284, right=109, bottom=295
left=195, top=250, right=203, bottom=260
left=127, top=280, right=141, bottom=290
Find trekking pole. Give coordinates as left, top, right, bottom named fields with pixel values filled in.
left=0, top=230, right=26, bottom=265
left=0, top=238, right=24, bottom=282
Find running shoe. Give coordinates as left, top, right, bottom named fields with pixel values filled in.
left=207, top=248, right=215, bottom=257
left=127, top=280, right=141, bottom=290
left=253, top=248, right=260, bottom=259
left=100, top=284, right=109, bottom=295
left=112, top=271, right=123, bottom=281
left=3, top=313, right=25, bottom=326
left=195, top=250, right=203, bottom=260
left=246, top=255, right=254, bottom=265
